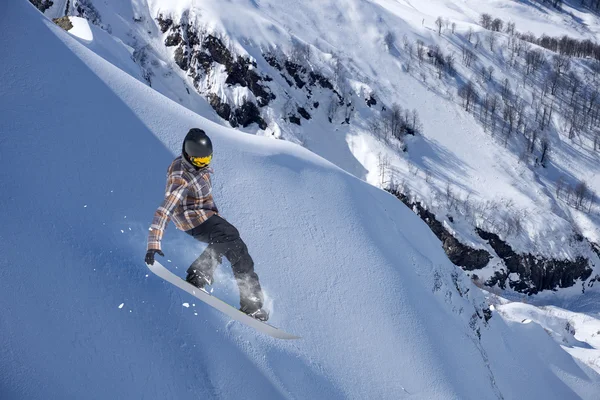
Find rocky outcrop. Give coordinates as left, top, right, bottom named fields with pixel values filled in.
left=289, top=115, right=301, bottom=125
left=477, top=229, right=593, bottom=294
left=388, top=187, right=594, bottom=294
left=366, top=94, right=377, bottom=107
left=164, top=32, right=182, bottom=47
left=207, top=94, right=232, bottom=121
left=297, top=107, right=311, bottom=120
left=53, top=16, right=73, bottom=31
left=158, top=17, right=274, bottom=129
left=231, top=101, right=267, bottom=130
left=173, top=46, right=188, bottom=70
left=265, top=55, right=340, bottom=98
left=387, top=189, right=492, bottom=271
left=29, top=0, right=53, bottom=12
left=74, top=0, right=102, bottom=28
left=156, top=16, right=356, bottom=132
left=156, top=14, right=173, bottom=33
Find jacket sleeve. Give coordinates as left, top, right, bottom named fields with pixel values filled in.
left=147, top=174, right=188, bottom=251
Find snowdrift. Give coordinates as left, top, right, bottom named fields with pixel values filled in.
left=1, top=2, right=599, bottom=399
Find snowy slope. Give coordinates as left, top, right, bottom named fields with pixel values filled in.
left=2, top=1, right=600, bottom=399
left=494, top=294, right=600, bottom=374
left=44, top=0, right=600, bottom=297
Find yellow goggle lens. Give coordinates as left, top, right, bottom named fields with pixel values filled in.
left=189, top=154, right=212, bottom=167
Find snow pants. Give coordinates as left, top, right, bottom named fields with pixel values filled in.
left=186, top=215, right=264, bottom=311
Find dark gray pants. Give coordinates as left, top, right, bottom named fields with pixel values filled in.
left=186, top=215, right=263, bottom=311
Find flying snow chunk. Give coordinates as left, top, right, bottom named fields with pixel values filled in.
left=118, top=303, right=124, bottom=309
left=183, top=303, right=190, bottom=308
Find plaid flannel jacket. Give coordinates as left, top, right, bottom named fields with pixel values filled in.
left=147, top=155, right=218, bottom=251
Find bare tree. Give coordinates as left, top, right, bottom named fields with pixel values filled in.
left=567, top=71, right=582, bottom=106
left=574, top=181, right=589, bottom=210
left=502, top=100, right=517, bottom=143
left=480, top=13, right=492, bottom=30
left=378, top=153, right=391, bottom=187
left=403, top=35, right=414, bottom=58
left=556, top=176, right=566, bottom=198
left=487, top=65, right=495, bottom=82
left=539, top=137, right=550, bottom=167
left=524, top=47, right=545, bottom=76
left=491, top=18, right=504, bottom=32
left=384, top=31, right=396, bottom=50
left=462, top=46, right=476, bottom=67
left=505, top=21, right=516, bottom=36
left=416, top=40, right=425, bottom=64
left=459, top=80, right=478, bottom=112
left=435, top=17, right=443, bottom=36
left=445, top=52, right=456, bottom=75
left=487, top=32, right=497, bottom=51
left=552, top=54, right=571, bottom=76
left=369, top=119, right=385, bottom=142
left=501, top=78, right=512, bottom=100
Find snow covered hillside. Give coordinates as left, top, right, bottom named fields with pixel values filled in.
left=36, top=0, right=600, bottom=297
left=3, top=1, right=600, bottom=398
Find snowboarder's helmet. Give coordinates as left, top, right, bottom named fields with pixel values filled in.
left=183, top=128, right=213, bottom=168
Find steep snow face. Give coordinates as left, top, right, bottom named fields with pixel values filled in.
left=44, top=0, right=600, bottom=296
left=494, top=294, right=600, bottom=375
left=2, top=1, right=600, bottom=399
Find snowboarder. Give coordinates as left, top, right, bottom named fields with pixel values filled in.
left=145, top=128, right=268, bottom=321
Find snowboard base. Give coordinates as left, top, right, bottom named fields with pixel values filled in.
left=146, top=261, right=300, bottom=340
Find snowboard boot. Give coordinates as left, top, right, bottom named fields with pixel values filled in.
left=240, top=302, right=269, bottom=322
left=185, top=269, right=212, bottom=290
left=246, top=308, right=269, bottom=322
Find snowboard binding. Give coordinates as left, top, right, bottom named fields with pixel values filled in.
left=186, top=270, right=212, bottom=290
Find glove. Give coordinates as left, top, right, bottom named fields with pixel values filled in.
left=145, top=249, right=164, bottom=265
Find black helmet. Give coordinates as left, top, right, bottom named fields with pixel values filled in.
left=183, top=128, right=213, bottom=167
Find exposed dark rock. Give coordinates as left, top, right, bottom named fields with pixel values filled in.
left=308, top=71, right=334, bottom=90
left=591, top=242, right=600, bottom=259
left=174, top=46, right=189, bottom=71
left=225, top=57, right=275, bottom=106
left=313, top=101, right=320, bottom=109
left=53, top=16, right=73, bottom=31
left=203, top=35, right=233, bottom=67
left=264, top=54, right=282, bottom=70
left=207, top=94, right=231, bottom=121
left=387, top=189, right=491, bottom=270
left=366, top=94, right=377, bottom=107
left=289, top=115, right=301, bottom=125
left=189, top=36, right=275, bottom=106
left=231, top=101, right=267, bottom=130
left=164, top=32, right=181, bottom=47
left=477, top=228, right=593, bottom=294
left=156, top=14, right=173, bottom=33
left=75, top=0, right=102, bottom=27
left=284, top=60, right=307, bottom=88
left=184, top=24, right=200, bottom=47
left=193, top=51, right=213, bottom=74
left=29, top=0, right=53, bottom=12
left=297, top=107, right=311, bottom=120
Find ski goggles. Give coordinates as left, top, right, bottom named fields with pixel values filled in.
left=189, top=154, right=212, bottom=168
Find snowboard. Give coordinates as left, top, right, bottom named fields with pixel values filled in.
left=146, top=261, right=300, bottom=340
